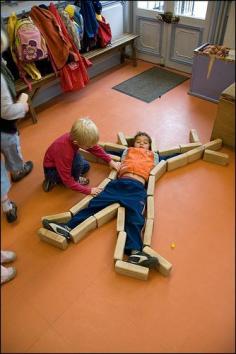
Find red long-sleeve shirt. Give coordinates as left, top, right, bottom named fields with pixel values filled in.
left=43, top=133, right=111, bottom=194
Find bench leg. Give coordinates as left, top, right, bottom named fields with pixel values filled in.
left=131, top=42, right=137, bottom=67
left=28, top=96, right=37, bottom=124
left=120, top=47, right=126, bottom=64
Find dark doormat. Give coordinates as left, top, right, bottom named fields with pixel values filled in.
left=112, top=66, right=189, bottom=103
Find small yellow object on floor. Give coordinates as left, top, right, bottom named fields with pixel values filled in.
left=171, top=242, right=176, bottom=249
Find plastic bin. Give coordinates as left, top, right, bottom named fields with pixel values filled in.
left=188, top=43, right=235, bottom=103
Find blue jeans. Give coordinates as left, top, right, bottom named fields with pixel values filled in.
left=43, top=153, right=90, bottom=184
left=1, top=132, right=24, bottom=172
left=67, top=178, right=147, bottom=255
left=1, top=158, right=11, bottom=197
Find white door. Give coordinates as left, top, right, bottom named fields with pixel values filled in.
left=133, top=1, right=214, bottom=73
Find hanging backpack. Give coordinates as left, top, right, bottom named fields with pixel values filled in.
left=15, top=17, right=48, bottom=62
left=97, top=16, right=112, bottom=48
left=7, top=13, right=43, bottom=90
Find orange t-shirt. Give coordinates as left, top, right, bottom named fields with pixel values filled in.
left=118, top=147, right=155, bottom=181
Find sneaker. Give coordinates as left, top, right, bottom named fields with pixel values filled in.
left=77, top=176, right=89, bottom=185
left=1, top=250, right=16, bottom=264
left=1, top=265, right=16, bottom=285
left=42, top=219, right=71, bottom=240
left=11, top=161, right=33, bottom=182
left=42, top=179, right=56, bottom=192
left=5, top=202, right=17, bottom=223
left=127, top=250, right=160, bottom=269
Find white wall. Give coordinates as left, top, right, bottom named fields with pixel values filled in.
left=223, top=1, right=235, bottom=48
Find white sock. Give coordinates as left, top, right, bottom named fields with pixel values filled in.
left=1, top=199, right=12, bottom=213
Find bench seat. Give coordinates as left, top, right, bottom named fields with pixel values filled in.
left=15, top=33, right=139, bottom=124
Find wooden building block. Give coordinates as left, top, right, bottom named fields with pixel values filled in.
left=167, top=151, right=188, bottom=170
left=151, top=139, right=157, bottom=152
left=179, top=142, right=202, bottom=153
left=115, top=260, right=149, bottom=280
left=143, top=219, right=154, bottom=246
left=110, top=154, right=121, bottom=162
left=94, top=203, right=120, bottom=228
left=117, top=207, right=125, bottom=232
left=38, top=228, right=68, bottom=250
left=97, top=178, right=111, bottom=189
left=113, top=231, right=127, bottom=261
left=147, top=175, right=156, bottom=196
left=41, top=212, right=72, bottom=223
left=150, top=160, right=167, bottom=181
left=104, top=142, right=127, bottom=153
left=203, top=149, right=229, bottom=166
left=69, top=195, right=94, bottom=216
left=186, top=146, right=204, bottom=163
left=167, top=153, right=188, bottom=171
left=143, top=246, right=172, bottom=276
left=158, top=146, right=181, bottom=157
left=108, top=169, right=118, bottom=180
left=203, top=138, right=222, bottom=151
left=117, top=132, right=128, bottom=146
left=79, top=149, right=98, bottom=163
left=189, top=129, right=200, bottom=143
left=147, top=196, right=154, bottom=219
left=70, top=216, right=97, bottom=243
left=97, top=154, right=121, bottom=165
left=125, top=136, right=134, bottom=147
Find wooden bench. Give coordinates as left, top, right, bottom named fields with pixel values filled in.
left=15, top=33, right=139, bottom=124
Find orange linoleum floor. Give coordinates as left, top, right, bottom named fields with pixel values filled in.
left=1, top=60, right=235, bottom=353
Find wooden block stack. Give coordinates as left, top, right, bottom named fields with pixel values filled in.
left=143, top=246, right=172, bottom=276
left=150, top=160, right=167, bottom=181
left=69, top=195, right=94, bottom=216
left=94, top=203, right=120, bottom=227
left=203, top=149, right=229, bottom=166
left=115, top=260, right=149, bottom=280
left=70, top=216, right=97, bottom=243
left=38, top=228, right=68, bottom=250
left=41, top=212, right=72, bottom=223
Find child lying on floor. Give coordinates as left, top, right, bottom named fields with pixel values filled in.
left=43, top=131, right=160, bottom=269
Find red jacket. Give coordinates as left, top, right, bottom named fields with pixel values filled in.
left=43, top=133, right=111, bottom=194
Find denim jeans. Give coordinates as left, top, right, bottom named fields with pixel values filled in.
left=44, top=153, right=90, bottom=184
left=1, top=132, right=24, bottom=172
left=1, top=159, right=11, bottom=197
left=67, top=178, right=147, bottom=254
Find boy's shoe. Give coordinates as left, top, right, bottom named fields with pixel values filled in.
left=1, top=250, right=16, bottom=264
left=42, top=179, right=56, bottom=192
left=1, top=265, right=16, bottom=285
left=11, top=161, right=33, bottom=182
left=77, top=176, right=89, bottom=185
left=127, top=250, right=160, bottom=269
left=5, top=202, right=17, bottom=223
left=42, top=219, right=71, bottom=240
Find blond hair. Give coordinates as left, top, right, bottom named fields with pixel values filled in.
left=1, top=25, right=9, bottom=53
left=70, top=117, right=99, bottom=147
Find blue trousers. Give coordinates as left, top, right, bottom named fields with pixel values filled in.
left=44, top=153, right=90, bottom=184
left=67, top=178, right=147, bottom=255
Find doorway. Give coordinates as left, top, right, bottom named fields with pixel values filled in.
left=133, top=1, right=214, bottom=73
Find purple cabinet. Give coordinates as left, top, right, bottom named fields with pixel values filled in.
left=188, top=43, right=235, bottom=103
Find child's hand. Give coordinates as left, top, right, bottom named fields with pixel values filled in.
left=90, top=187, right=103, bottom=196
left=109, top=160, right=121, bottom=171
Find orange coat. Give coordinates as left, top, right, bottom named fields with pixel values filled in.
left=118, top=147, right=155, bottom=181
